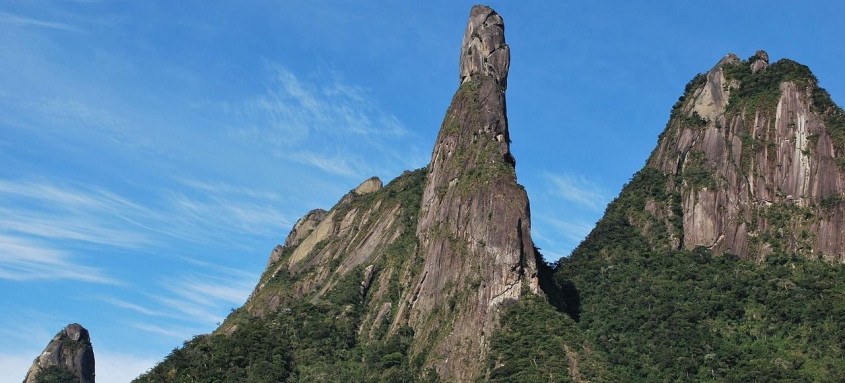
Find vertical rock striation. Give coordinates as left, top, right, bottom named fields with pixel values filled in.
left=23, top=323, right=95, bottom=383
left=646, top=50, right=845, bottom=261
left=398, top=5, right=541, bottom=381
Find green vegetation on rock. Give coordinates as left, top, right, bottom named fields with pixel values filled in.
left=722, top=57, right=845, bottom=160
left=134, top=169, right=436, bottom=383
left=488, top=293, right=611, bottom=383
left=724, top=58, right=814, bottom=113
left=131, top=48, right=845, bottom=382
left=554, top=161, right=845, bottom=382
left=34, top=367, right=79, bottom=383
left=681, top=150, right=716, bottom=189
left=810, top=80, right=845, bottom=154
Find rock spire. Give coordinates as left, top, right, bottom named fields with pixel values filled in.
left=135, top=5, right=545, bottom=383
left=23, top=323, right=95, bottom=383
left=459, top=5, right=510, bottom=89
left=401, top=4, right=541, bottom=380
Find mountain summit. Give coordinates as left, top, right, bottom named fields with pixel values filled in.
left=557, top=51, right=845, bottom=381
left=407, top=4, right=541, bottom=380
left=644, top=50, right=845, bottom=260
left=134, top=5, right=544, bottom=382
left=23, top=323, right=95, bottom=383
left=131, top=7, right=845, bottom=382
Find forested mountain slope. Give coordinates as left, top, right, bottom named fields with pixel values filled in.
left=556, top=51, right=845, bottom=382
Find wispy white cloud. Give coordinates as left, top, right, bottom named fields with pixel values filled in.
left=0, top=179, right=158, bottom=254
left=531, top=215, right=597, bottom=261
left=130, top=322, right=196, bottom=339
left=174, top=178, right=284, bottom=202
left=544, top=172, right=609, bottom=211
left=0, top=179, right=144, bottom=215
left=101, top=297, right=169, bottom=318
left=231, top=64, right=413, bottom=177
left=0, top=176, right=291, bottom=262
left=162, top=181, right=292, bottom=243
left=0, top=205, right=153, bottom=249
left=102, top=258, right=256, bottom=340
left=168, top=193, right=287, bottom=236
left=17, top=96, right=162, bottom=154
left=0, top=317, right=54, bottom=351
left=175, top=254, right=256, bottom=280
left=0, top=11, right=79, bottom=32
left=0, top=352, right=38, bottom=383
left=29, top=97, right=122, bottom=130
left=262, top=64, right=408, bottom=138
left=0, top=234, right=115, bottom=283
left=542, top=217, right=595, bottom=243
left=165, top=276, right=252, bottom=307
left=0, top=174, right=293, bottom=287
left=285, top=150, right=364, bottom=178
left=148, top=272, right=254, bottom=325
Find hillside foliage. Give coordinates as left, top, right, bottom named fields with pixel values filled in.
left=133, top=169, right=438, bottom=383
left=555, top=163, right=845, bottom=382
left=133, top=57, right=845, bottom=382
left=33, top=367, right=79, bottom=383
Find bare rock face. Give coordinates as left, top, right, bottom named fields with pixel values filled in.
left=283, top=208, right=328, bottom=248
left=688, top=53, right=738, bottom=121
left=647, top=51, right=845, bottom=261
left=398, top=5, right=541, bottom=381
left=459, top=5, right=510, bottom=90
left=23, top=323, right=95, bottom=383
left=242, top=171, right=424, bottom=318
left=353, top=177, right=383, bottom=195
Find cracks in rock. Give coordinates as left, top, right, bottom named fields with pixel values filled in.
left=410, top=270, right=428, bottom=307
left=515, top=218, right=527, bottom=279
left=489, top=219, right=529, bottom=306
left=707, top=234, right=725, bottom=250
left=674, top=196, right=685, bottom=251
left=481, top=10, right=501, bottom=29
left=490, top=278, right=521, bottom=305
left=676, top=150, right=688, bottom=175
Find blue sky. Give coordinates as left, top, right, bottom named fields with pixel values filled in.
left=2, top=1, right=844, bottom=381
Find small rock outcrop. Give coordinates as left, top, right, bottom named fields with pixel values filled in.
left=353, top=177, right=383, bottom=195
left=283, top=208, right=328, bottom=248
left=750, top=49, right=769, bottom=73
left=23, top=323, right=95, bottom=383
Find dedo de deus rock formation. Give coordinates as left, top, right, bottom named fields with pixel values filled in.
left=28, top=4, right=845, bottom=383
left=136, top=5, right=543, bottom=382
